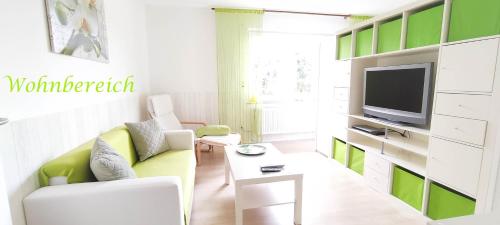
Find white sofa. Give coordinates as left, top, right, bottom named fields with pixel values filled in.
left=23, top=127, right=196, bottom=225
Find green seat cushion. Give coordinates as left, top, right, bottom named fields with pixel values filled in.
left=133, top=150, right=196, bottom=225
left=195, top=125, right=231, bottom=138
left=38, top=126, right=138, bottom=187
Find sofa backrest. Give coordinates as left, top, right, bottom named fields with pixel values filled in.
left=38, top=126, right=138, bottom=187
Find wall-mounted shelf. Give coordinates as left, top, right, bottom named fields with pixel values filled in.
left=349, top=114, right=430, bottom=136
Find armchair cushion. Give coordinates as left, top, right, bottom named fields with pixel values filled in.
left=195, top=125, right=231, bottom=138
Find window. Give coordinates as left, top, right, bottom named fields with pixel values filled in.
left=250, top=32, right=323, bottom=103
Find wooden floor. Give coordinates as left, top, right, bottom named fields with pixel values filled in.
left=191, top=144, right=429, bottom=225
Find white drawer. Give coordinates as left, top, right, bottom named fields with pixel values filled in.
left=364, top=152, right=391, bottom=177
left=334, top=87, right=349, bottom=101
left=334, top=101, right=349, bottom=114
left=427, top=137, right=483, bottom=197
left=431, top=114, right=487, bottom=146
left=364, top=167, right=390, bottom=194
left=437, top=38, right=498, bottom=93
left=434, top=93, right=491, bottom=120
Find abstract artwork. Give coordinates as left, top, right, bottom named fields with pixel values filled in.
left=45, top=0, right=109, bottom=62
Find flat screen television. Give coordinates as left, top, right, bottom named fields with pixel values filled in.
left=363, top=63, right=433, bottom=125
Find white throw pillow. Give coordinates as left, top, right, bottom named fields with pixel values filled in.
left=125, top=119, right=170, bottom=161
left=90, top=137, right=137, bottom=181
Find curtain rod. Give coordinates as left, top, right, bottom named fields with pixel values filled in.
left=211, top=8, right=351, bottom=18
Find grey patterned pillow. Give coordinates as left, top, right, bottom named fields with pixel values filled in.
left=90, top=137, right=137, bottom=181
left=126, top=119, right=170, bottom=161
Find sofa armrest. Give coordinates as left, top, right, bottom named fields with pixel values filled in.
left=24, top=177, right=184, bottom=225
left=166, top=130, right=194, bottom=151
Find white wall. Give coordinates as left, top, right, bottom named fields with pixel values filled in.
left=0, top=1, right=150, bottom=225
left=146, top=4, right=219, bottom=124
left=0, top=0, right=150, bottom=121
left=145, top=4, right=349, bottom=125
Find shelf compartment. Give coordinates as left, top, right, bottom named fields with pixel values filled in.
left=427, top=182, right=476, bottom=220
left=392, top=165, right=425, bottom=211
left=348, top=130, right=427, bottom=176
left=333, top=138, right=347, bottom=165
left=448, top=0, right=500, bottom=42
left=337, top=33, right=352, bottom=60
left=348, top=146, right=365, bottom=175
left=349, top=114, right=430, bottom=136
left=406, top=4, right=444, bottom=49
left=355, top=27, right=374, bottom=57
left=347, top=128, right=428, bottom=158
left=377, top=17, right=402, bottom=53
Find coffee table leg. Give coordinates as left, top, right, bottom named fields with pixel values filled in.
left=224, top=152, right=230, bottom=185
left=235, top=183, right=243, bottom=225
left=294, top=176, right=303, bottom=225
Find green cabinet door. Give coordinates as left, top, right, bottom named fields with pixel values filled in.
left=406, top=4, right=444, bottom=49
left=348, top=146, right=365, bottom=175
left=448, top=0, right=500, bottom=42
left=338, top=34, right=352, bottom=60
left=377, top=18, right=402, bottom=53
left=427, top=182, right=476, bottom=220
left=355, top=27, right=373, bottom=57
left=391, top=166, right=424, bottom=211
left=333, top=138, right=347, bottom=165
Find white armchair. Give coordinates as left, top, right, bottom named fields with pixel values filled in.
left=147, top=94, right=241, bottom=165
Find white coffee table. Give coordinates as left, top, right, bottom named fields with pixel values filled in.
left=224, top=143, right=303, bottom=225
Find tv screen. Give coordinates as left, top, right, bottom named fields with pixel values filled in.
left=363, top=63, right=432, bottom=125
left=365, top=68, right=425, bottom=113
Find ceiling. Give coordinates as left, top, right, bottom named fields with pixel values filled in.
left=145, top=0, right=421, bottom=16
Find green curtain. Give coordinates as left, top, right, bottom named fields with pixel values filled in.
left=215, top=8, right=263, bottom=144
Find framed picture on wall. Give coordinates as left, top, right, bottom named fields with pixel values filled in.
left=45, top=0, right=109, bottom=63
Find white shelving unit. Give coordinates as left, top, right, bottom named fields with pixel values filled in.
left=329, top=0, right=500, bottom=218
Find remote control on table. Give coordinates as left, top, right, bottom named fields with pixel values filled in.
left=261, top=167, right=283, bottom=173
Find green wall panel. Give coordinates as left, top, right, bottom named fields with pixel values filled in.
left=406, top=4, right=444, bottom=49
left=337, top=34, right=352, bottom=60
left=391, top=166, right=424, bottom=211
left=427, top=182, right=476, bottom=220
left=348, top=146, right=365, bottom=175
left=355, top=27, right=373, bottom=57
left=333, top=138, right=347, bottom=165
left=377, top=18, right=402, bottom=53
left=448, top=0, right=500, bottom=42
